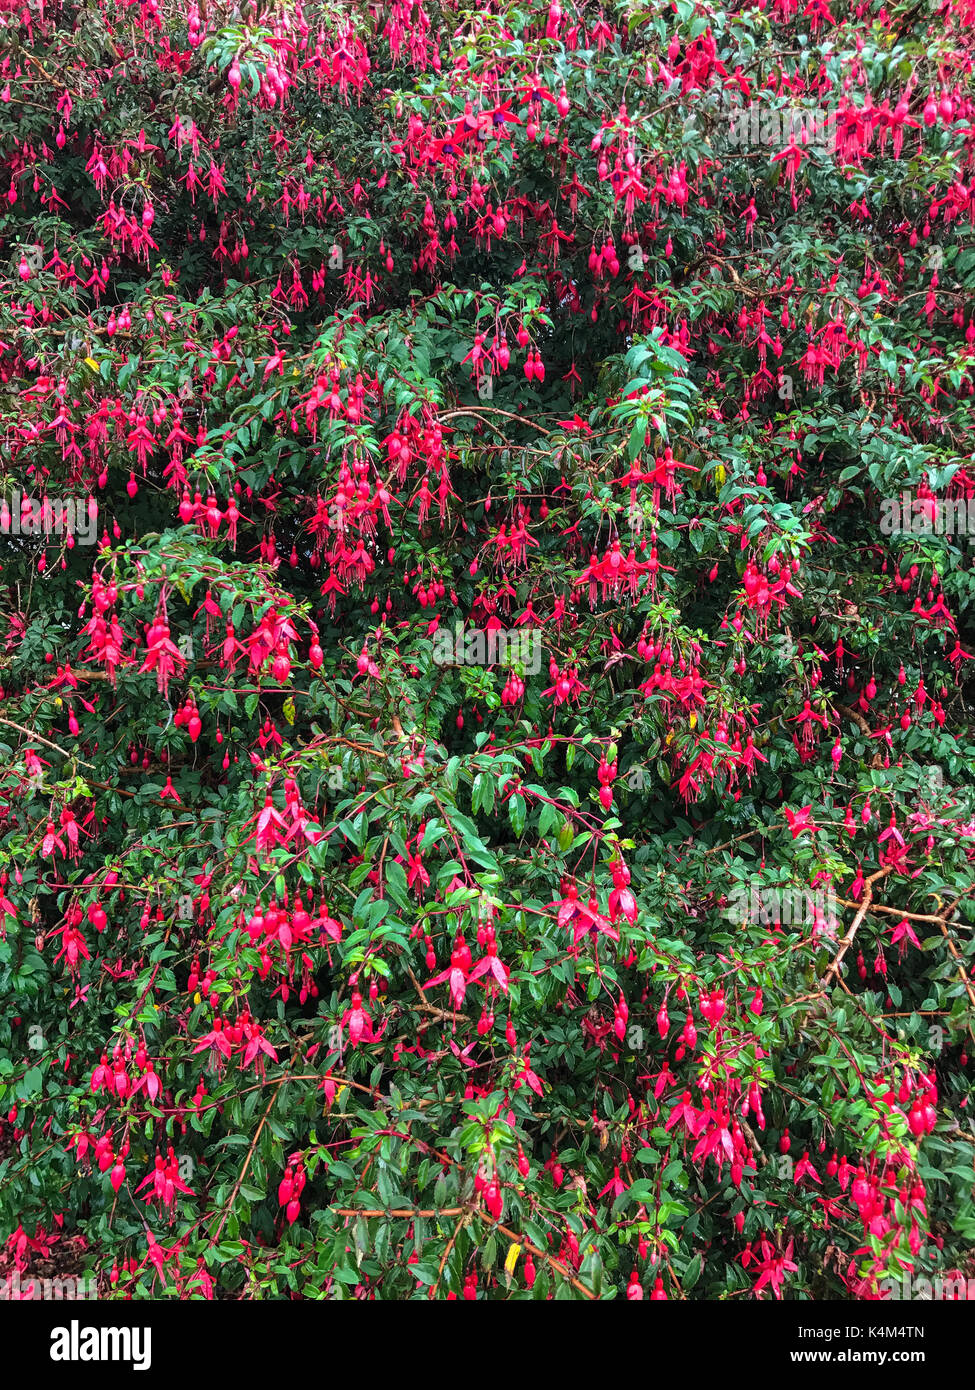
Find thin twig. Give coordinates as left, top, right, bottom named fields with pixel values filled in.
left=0, top=716, right=95, bottom=768
left=822, top=867, right=892, bottom=985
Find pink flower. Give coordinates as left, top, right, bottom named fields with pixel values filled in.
left=783, top=805, right=816, bottom=839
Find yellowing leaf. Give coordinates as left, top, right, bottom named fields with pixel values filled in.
left=504, top=1242, right=521, bottom=1277
left=325, top=1084, right=348, bottom=1114
left=283, top=696, right=296, bottom=725
left=84, top=357, right=99, bottom=371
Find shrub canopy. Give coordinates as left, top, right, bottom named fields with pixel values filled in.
left=1, top=0, right=974, bottom=1301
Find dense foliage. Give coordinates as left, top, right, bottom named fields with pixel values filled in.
left=1, top=0, right=974, bottom=1302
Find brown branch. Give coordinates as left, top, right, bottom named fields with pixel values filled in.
left=208, top=1081, right=285, bottom=1248
left=0, top=716, right=95, bottom=768
left=430, top=1212, right=469, bottom=1298
left=836, top=705, right=884, bottom=767
left=439, top=406, right=553, bottom=437
left=406, top=964, right=468, bottom=1022
left=330, top=1206, right=465, bottom=1218
left=495, top=1222, right=597, bottom=1299
left=832, top=886, right=975, bottom=1029
left=836, top=703, right=872, bottom=736
left=938, top=916, right=975, bottom=1022
left=822, top=867, right=893, bottom=986
left=740, top=1118, right=768, bottom=1167
left=702, top=824, right=784, bottom=856
left=834, top=895, right=973, bottom=927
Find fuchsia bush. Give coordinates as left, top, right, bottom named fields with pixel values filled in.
left=0, top=0, right=974, bottom=1300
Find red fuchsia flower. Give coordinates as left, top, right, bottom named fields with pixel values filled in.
left=890, top=917, right=922, bottom=957
left=144, top=1233, right=175, bottom=1288
left=187, top=1263, right=216, bottom=1300
left=54, top=924, right=90, bottom=974
left=138, top=611, right=186, bottom=697
left=782, top=804, right=817, bottom=839
left=481, top=1175, right=504, bottom=1221
left=89, top=1052, right=114, bottom=1096
left=690, top=1104, right=741, bottom=1171
left=244, top=793, right=288, bottom=851
left=469, top=940, right=510, bottom=993
left=428, top=934, right=473, bottom=1008
left=794, top=1151, right=821, bottom=1185
left=341, top=990, right=375, bottom=1046
left=573, top=894, right=620, bottom=947
left=23, top=749, right=48, bottom=781
left=664, top=1090, right=706, bottom=1137
left=699, top=987, right=726, bottom=1026
left=40, top=820, right=66, bottom=859
left=405, top=848, right=430, bottom=894
left=132, top=1059, right=162, bottom=1102
left=317, top=907, right=343, bottom=946
left=608, top=882, right=638, bottom=925
left=192, top=1017, right=234, bottom=1069
left=282, top=784, right=323, bottom=846
left=542, top=663, right=587, bottom=707
left=511, top=1046, right=543, bottom=1097
left=614, top=991, right=629, bottom=1041
left=555, top=883, right=620, bottom=947
left=790, top=698, right=827, bottom=750
left=607, top=855, right=638, bottom=925
left=58, top=807, right=85, bottom=857
left=742, top=1237, right=798, bottom=1299
left=598, top=1166, right=627, bottom=1200
left=242, top=1019, right=278, bottom=1069
left=135, top=1149, right=195, bottom=1209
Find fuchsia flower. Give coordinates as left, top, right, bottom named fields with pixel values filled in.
left=890, top=917, right=922, bottom=956
left=743, top=1237, right=798, bottom=1299
left=794, top=1151, right=821, bottom=1185
left=135, top=1149, right=195, bottom=1209
left=341, top=990, right=375, bottom=1045
left=783, top=804, right=817, bottom=839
